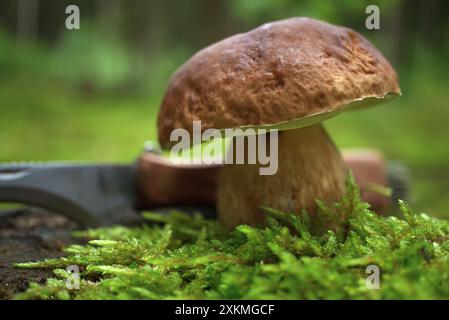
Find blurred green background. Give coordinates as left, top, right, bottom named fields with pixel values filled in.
left=0, top=0, right=448, bottom=218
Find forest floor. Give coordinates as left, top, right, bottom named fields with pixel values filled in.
left=0, top=208, right=80, bottom=299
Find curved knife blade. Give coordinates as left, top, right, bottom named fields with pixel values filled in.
left=0, top=162, right=139, bottom=227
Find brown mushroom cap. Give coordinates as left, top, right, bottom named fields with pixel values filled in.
left=157, top=17, right=401, bottom=148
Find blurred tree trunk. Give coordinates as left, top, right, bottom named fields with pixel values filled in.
left=0, top=1, right=17, bottom=35
left=389, top=0, right=420, bottom=81
left=17, top=0, right=39, bottom=41
left=96, top=0, right=122, bottom=38
left=416, top=0, right=447, bottom=49
left=197, top=0, right=234, bottom=46
left=127, top=0, right=167, bottom=56
left=390, top=0, right=448, bottom=82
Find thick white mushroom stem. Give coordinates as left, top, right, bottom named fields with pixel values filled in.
left=217, top=124, right=347, bottom=229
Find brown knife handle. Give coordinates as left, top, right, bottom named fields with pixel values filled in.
left=136, top=150, right=390, bottom=214
left=342, top=149, right=390, bottom=215
left=135, top=153, right=220, bottom=209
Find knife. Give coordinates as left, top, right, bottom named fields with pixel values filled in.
left=0, top=143, right=408, bottom=227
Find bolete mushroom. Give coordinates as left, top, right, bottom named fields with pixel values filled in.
left=157, top=17, right=401, bottom=229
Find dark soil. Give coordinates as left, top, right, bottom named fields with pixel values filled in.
left=0, top=207, right=81, bottom=299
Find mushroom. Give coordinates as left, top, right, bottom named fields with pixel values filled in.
left=157, top=17, right=401, bottom=229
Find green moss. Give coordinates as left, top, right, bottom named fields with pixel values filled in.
left=14, top=176, right=449, bottom=300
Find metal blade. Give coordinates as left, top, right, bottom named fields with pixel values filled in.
left=0, top=162, right=139, bottom=227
